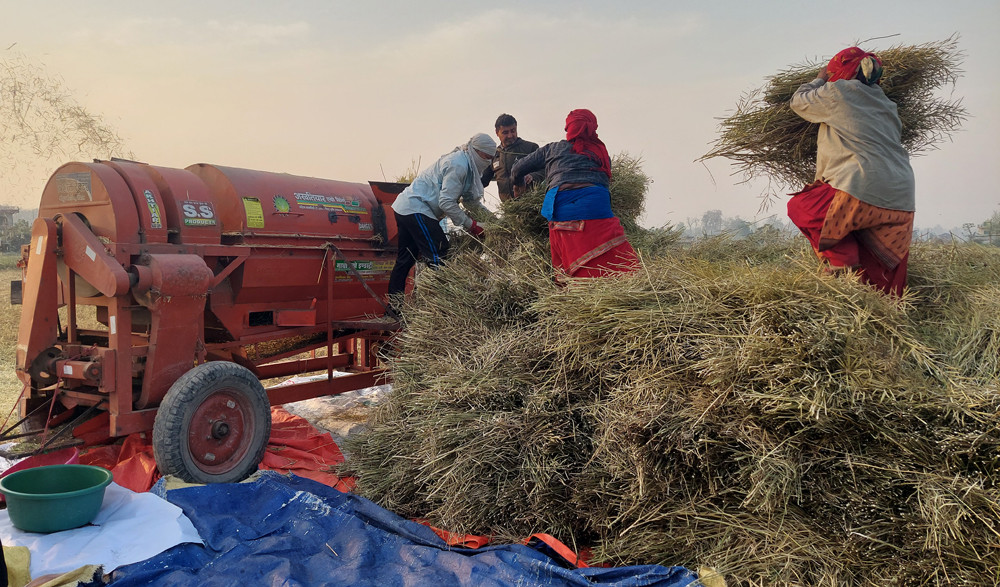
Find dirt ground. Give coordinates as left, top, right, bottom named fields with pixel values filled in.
left=281, top=381, right=390, bottom=450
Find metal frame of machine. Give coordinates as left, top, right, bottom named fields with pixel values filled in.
left=10, top=159, right=407, bottom=482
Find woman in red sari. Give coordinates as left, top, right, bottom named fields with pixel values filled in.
left=510, top=109, right=639, bottom=278
left=788, top=47, right=916, bottom=296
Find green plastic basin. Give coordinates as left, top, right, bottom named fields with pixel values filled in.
left=0, top=464, right=113, bottom=533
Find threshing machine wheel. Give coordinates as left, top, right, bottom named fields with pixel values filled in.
left=152, top=362, right=271, bottom=484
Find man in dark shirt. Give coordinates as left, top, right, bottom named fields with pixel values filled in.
left=481, top=113, right=543, bottom=202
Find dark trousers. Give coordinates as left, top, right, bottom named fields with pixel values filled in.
left=388, top=212, right=450, bottom=298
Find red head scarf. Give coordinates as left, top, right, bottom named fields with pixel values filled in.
left=565, top=109, right=612, bottom=179
left=827, top=47, right=883, bottom=84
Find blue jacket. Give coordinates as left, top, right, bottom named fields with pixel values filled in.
left=392, top=149, right=485, bottom=229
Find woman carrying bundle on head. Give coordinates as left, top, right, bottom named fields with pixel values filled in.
left=787, top=47, right=916, bottom=296
left=510, top=109, right=639, bottom=278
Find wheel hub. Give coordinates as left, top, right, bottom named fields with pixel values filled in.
left=211, top=420, right=230, bottom=439
left=187, top=389, right=255, bottom=472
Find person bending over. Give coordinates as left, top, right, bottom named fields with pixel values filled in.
left=387, top=133, right=497, bottom=312
left=511, top=109, right=638, bottom=278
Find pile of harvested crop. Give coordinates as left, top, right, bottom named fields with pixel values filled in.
left=342, top=246, right=587, bottom=541
left=908, top=242, right=1000, bottom=383
left=561, top=243, right=998, bottom=585
left=699, top=37, right=966, bottom=199
left=345, top=235, right=1000, bottom=585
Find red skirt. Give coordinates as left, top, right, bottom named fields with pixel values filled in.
left=548, top=217, right=639, bottom=278
left=787, top=182, right=913, bottom=296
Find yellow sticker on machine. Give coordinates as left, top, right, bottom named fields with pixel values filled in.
left=243, top=197, right=265, bottom=228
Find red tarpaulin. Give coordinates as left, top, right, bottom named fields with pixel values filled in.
left=76, top=406, right=354, bottom=493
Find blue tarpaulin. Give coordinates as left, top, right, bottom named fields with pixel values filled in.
left=111, top=471, right=697, bottom=586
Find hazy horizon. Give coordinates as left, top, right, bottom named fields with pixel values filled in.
left=2, top=1, right=997, bottom=232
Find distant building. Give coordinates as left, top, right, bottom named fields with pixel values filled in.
left=968, top=223, right=999, bottom=246
left=0, top=205, right=19, bottom=228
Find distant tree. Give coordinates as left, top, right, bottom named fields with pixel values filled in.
left=683, top=216, right=702, bottom=237
left=723, top=216, right=753, bottom=237
left=979, top=211, right=1000, bottom=246
left=0, top=218, right=31, bottom=252
left=702, top=209, right=723, bottom=236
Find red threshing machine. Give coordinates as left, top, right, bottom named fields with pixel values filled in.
left=9, top=159, right=407, bottom=483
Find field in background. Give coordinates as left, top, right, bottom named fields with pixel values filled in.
left=0, top=255, right=24, bottom=422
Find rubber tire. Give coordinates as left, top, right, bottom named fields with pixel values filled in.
left=152, top=362, right=271, bottom=484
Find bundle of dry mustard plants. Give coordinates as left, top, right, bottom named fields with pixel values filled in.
left=699, top=37, right=966, bottom=211
left=345, top=234, right=1000, bottom=586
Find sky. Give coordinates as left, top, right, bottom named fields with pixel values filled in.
left=1, top=0, right=997, bottom=232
